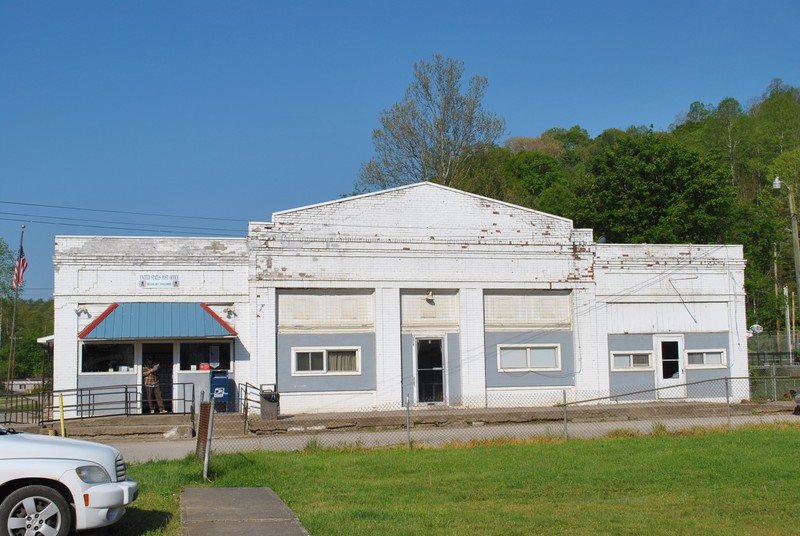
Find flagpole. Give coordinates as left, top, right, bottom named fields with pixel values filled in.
left=6, top=225, right=25, bottom=398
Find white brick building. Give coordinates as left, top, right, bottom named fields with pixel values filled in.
left=52, top=183, right=748, bottom=415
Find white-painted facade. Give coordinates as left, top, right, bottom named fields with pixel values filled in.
left=52, top=183, right=748, bottom=415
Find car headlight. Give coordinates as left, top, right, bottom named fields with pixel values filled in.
left=76, top=465, right=111, bottom=484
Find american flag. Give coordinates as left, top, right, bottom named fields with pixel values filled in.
left=12, top=244, right=27, bottom=289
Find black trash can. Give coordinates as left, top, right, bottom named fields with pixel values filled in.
left=260, top=389, right=280, bottom=420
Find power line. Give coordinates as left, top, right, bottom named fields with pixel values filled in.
left=0, top=199, right=249, bottom=223
left=0, top=210, right=242, bottom=234
left=0, top=216, right=241, bottom=236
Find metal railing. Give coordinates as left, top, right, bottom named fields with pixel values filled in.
left=1, top=390, right=51, bottom=426
left=237, top=382, right=262, bottom=414
left=1, top=383, right=196, bottom=425
left=749, top=351, right=799, bottom=366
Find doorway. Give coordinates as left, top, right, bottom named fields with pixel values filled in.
left=416, top=338, right=444, bottom=404
left=655, top=336, right=686, bottom=399
left=142, top=343, right=174, bottom=412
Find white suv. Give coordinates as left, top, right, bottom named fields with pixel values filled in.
left=0, top=425, right=138, bottom=535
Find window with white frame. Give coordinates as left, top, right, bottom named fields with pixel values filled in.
left=686, top=350, right=726, bottom=368
left=292, top=347, right=361, bottom=375
left=611, top=352, right=653, bottom=371
left=497, top=345, right=560, bottom=372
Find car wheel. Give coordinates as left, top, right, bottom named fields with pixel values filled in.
left=0, top=485, right=72, bottom=536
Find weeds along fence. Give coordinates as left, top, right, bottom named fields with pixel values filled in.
left=195, top=376, right=800, bottom=474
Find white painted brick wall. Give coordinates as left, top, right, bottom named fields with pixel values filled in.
left=459, top=287, right=487, bottom=403
left=254, top=288, right=277, bottom=388
left=51, top=186, right=748, bottom=411
left=374, top=288, right=402, bottom=408
left=270, top=184, right=576, bottom=241
left=53, top=236, right=251, bottom=397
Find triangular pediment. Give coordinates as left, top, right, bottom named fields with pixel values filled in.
left=268, top=183, right=580, bottom=243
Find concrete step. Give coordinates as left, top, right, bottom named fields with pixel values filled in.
left=33, top=414, right=196, bottom=441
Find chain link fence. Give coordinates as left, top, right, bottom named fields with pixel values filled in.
left=196, top=376, right=800, bottom=473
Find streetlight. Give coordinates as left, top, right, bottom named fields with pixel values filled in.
left=773, top=176, right=800, bottom=363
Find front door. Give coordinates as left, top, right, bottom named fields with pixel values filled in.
left=142, top=343, right=174, bottom=412
left=655, top=336, right=686, bottom=399
left=416, top=338, right=444, bottom=404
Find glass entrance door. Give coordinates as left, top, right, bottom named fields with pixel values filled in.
left=416, top=338, right=444, bottom=404
left=655, top=337, right=686, bottom=399
left=142, top=343, right=174, bottom=412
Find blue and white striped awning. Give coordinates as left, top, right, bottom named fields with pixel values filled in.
left=79, top=302, right=237, bottom=340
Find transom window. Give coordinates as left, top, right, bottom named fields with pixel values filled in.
left=687, top=350, right=725, bottom=367
left=611, top=352, right=652, bottom=370
left=292, top=347, right=360, bottom=375
left=484, top=291, right=571, bottom=330
left=498, top=345, right=560, bottom=372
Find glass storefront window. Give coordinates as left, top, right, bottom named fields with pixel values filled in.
left=82, top=343, right=135, bottom=373
left=180, top=342, right=231, bottom=371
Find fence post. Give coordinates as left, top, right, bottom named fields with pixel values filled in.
left=563, top=389, right=568, bottom=441
left=771, top=364, right=777, bottom=401
left=405, top=395, right=411, bottom=449
left=203, top=400, right=215, bottom=481
left=243, top=395, right=249, bottom=436
left=725, top=377, right=731, bottom=429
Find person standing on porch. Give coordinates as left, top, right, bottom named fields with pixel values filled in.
left=143, top=360, right=168, bottom=414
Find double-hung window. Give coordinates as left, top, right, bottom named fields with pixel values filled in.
left=293, top=347, right=360, bottom=375
left=497, top=345, right=560, bottom=372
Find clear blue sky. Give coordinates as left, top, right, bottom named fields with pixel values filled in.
left=1, top=0, right=798, bottom=300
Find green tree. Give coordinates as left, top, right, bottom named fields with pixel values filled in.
left=507, top=151, right=564, bottom=196
left=0, top=237, right=52, bottom=382
left=769, top=147, right=800, bottom=188
left=709, top=98, right=747, bottom=185
left=686, top=101, right=713, bottom=123
left=0, top=238, right=15, bottom=383
left=0, top=299, right=54, bottom=382
left=577, top=133, right=737, bottom=244
left=458, top=146, right=536, bottom=208
left=753, top=89, right=800, bottom=157
left=356, top=54, right=505, bottom=191
left=726, top=194, right=784, bottom=329
left=0, top=238, right=13, bottom=301
left=542, top=125, right=591, bottom=151
left=503, top=135, right=565, bottom=158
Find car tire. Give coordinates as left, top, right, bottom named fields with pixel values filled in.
left=0, top=484, right=72, bottom=536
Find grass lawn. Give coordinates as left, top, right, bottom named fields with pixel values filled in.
left=122, top=423, right=800, bottom=535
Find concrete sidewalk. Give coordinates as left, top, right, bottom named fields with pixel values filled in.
left=181, top=487, right=309, bottom=535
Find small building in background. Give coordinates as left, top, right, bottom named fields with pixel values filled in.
left=51, top=183, right=748, bottom=416
left=6, top=379, right=45, bottom=394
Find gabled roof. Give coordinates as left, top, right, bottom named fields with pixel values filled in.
left=267, top=182, right=578, bottom=242
left=277, top=182, right=570, bottom=221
